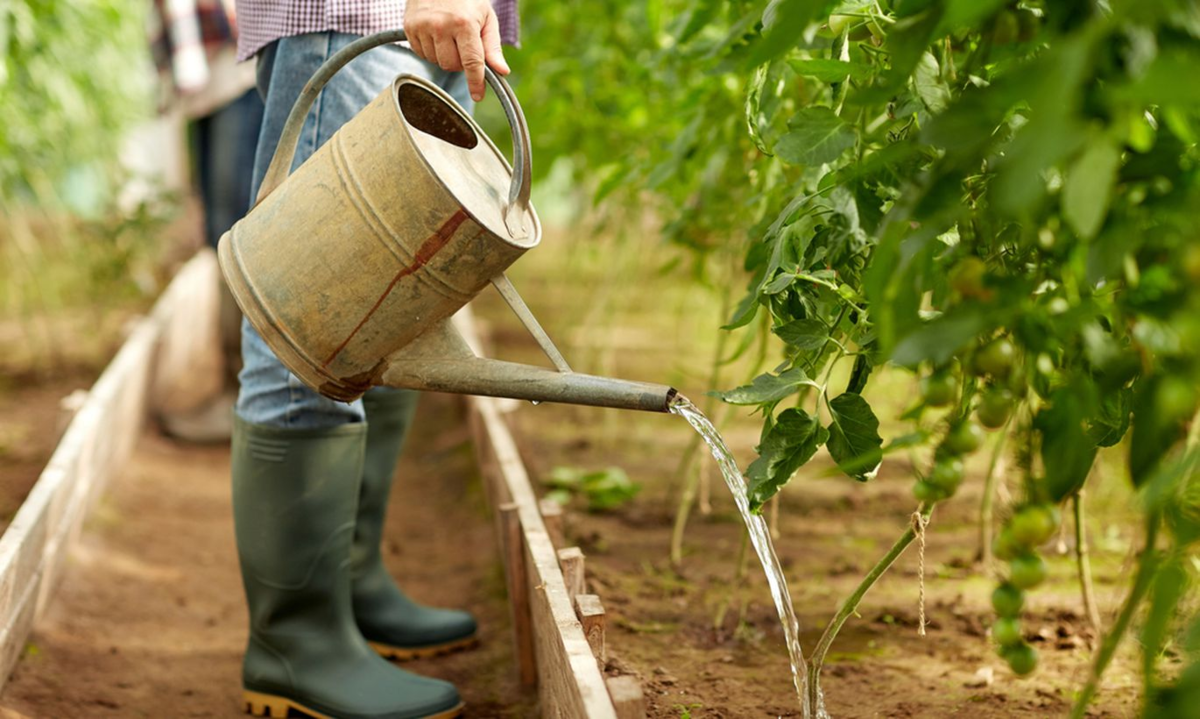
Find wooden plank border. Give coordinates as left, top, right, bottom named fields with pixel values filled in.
left=0, top=250, right=222, bottom=691
left=454, top=309, right=643, bottom=719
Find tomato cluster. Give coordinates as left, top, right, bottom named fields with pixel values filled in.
left=914, top=332, right=1064, bottom=676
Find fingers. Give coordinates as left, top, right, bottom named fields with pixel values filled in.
left=481, top=12, right=509, bottom=75
left=407, top=33, right=430, bottom=63
left=455, top=22, right=488, bottom=101
left=433, top=32, right=463, bottom=72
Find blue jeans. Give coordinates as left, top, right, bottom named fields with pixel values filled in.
left=236, top=32, right=473, bottom=428
left=195, top=89, right=265, bottom=249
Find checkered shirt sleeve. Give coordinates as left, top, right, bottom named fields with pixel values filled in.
left=235, top=0, right=520, bottom=62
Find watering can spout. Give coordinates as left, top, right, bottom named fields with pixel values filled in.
left=379, top=318, right=677, bottom=413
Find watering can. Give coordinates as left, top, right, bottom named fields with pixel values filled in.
left=217, top=30, right=675, bottom=412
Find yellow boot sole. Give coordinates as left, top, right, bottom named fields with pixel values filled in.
left=368, top=634, right=480, bottom=661
left=243, top=690, right=465, bottom=718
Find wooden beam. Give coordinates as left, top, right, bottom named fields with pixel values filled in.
left=454, top=307, right=619, bottom=719
left=574, top=594, right=606, bottom=665
left=539, top=497, right=565, bottom=548
left=558, top=547, right=586, bottom=605
left=499, top=503, right=536, bottom=687
left=605, top=676, right=646, bottom=719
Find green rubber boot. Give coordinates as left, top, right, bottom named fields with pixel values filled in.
left=232, top=417, right=464, bottom=719
left=354, top=390, right=479, bottom=660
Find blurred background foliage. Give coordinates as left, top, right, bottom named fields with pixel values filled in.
left=0, top=0, right=167, bottom=376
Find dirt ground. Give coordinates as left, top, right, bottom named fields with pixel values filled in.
left=0, top=394, right=534, bottom=718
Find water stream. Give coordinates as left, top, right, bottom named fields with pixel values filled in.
left=669, top=396, right=827, bottom=718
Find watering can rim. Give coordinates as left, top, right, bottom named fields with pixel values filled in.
left=389, top=73, right=542, bottom=252
left=253, top=30, right=535, bottom=233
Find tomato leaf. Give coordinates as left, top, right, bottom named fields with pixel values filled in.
left=1036, top=387, right=1099, bottom=502
left=712, top=367, right=818, bottom=405
left=1063, top=139, right=1122, bottom=239
left=746, top=0, right=834, bottom=67
left=746, top=408, right=830, bottom=511
left=787, top=58, right=873, bottom=83
left=826, top=393, right=883, bottom=481
left=775, top=107, right=855, bottom=166
left=774, top=318, right=828, bottom=350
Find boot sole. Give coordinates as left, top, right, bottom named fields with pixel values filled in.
left=244, top=690, right=464, bottom=718
left=368, top=634, right=480, bottom=661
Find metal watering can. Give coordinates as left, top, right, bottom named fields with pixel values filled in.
left=217, top=30, right=675, bottom=412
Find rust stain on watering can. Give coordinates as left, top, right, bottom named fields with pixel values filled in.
left=321, top=208, right=472, bottom=369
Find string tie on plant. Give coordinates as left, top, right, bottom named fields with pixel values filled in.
left=911, top=509, right=931, bottom=637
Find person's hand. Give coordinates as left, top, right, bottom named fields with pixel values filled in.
left=404, top=0, right=510, bottom=102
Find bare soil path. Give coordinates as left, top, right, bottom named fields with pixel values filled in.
left=0, top=394, right=532, bottom=718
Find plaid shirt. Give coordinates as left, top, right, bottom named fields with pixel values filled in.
left=151, top=0, right=238, bottom=93
left=235, top=0, right=519, bottom=62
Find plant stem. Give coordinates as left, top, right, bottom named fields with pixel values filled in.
left=1074, top=490, right=1102, bottom=637
left=1070, top=511, right=1161, bottom=719
left=976, top=418, right=1012, bottom=569
left=670, top=285, right=734, bottom=567
left=807, top=504, right=935, bottom=713
left=712, top=528, right=751, bottom=631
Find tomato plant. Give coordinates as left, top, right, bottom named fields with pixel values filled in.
left=508, top=0, right=1199, bottom=715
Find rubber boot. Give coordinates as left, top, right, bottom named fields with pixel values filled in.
left=232, top=417, right=463, bottom=719
left=354, top=390, right=478, bottom=660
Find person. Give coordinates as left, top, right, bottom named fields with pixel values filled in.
left=229, top=1, right=517, bottom=717
left=150, top=0, right=265, bottom=443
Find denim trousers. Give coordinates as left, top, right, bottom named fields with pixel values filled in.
left=195, top=89, right=265, bottom=249
left=236, top=32, right=473, bottom=428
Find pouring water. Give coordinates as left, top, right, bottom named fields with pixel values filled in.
left=669, top=395, right=825, bottom=718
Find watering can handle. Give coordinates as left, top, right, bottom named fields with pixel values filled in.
left=254, top=28, right=533, bottom=224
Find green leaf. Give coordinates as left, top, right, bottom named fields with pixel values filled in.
left=1036, top=387, right=1099, bottom=502
left=826, top=393, right=883, bottom=481
left=913, top=52, right=950, bottom=113
left=747, top=0, right=833, bottom=67
left=1063, top=139, right=1122, bottom=239
left=775, top=107, right=855, bottom=166
left=723, top=291, right=760, bottom=330
left=1089, top=386, right=1133, bottom=448
left=890, top=308, right=988, bottom=368
left=1129, top=376, right=1189, bottom=488
left=745, top=63, right=773, bottom=155
left=787, top=58, right=873, bottom=83
left=712, top=367, right=817, bottom=405
left=746, top=408, right=830, bottom=511
left=937, top=0, right=1008, bottom=33
left=774, top=318, right=828, bottom=350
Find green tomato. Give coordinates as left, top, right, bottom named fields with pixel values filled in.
left=991, top=582, right=1025, bottom=618
left=949, top=257, right=988, bottom=299
left=943, top=420, right=984, bottom=455
left=912, top=480, right=945, bottom=504
left=1004, top=643, right=1039, bottom=676
left=1010, top=552, right=1048, bottom=589
left=1010, top=505, right=1060, bottom=547
left=975, top=339, right=1016, bottom=379
left=976, top=388, right=1014, bottom=429
left=992, top=617, right=1023, bottom=647
left=927, top=457, right=965, bottom=492
left=921, top=372, right=957, bottom=407
left=992, top=527, right=1022, bottom=561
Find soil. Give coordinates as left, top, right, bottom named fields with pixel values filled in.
left=0, top=394, right=534, bottom=718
